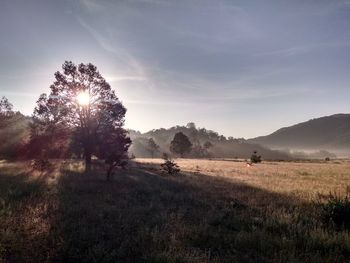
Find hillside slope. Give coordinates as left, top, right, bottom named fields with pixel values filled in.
left=129, top=123, right=291, bottom=160
left=248, top=114, right=350, bottom=152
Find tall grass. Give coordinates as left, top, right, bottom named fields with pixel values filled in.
left=0, top=159, right=350, bottom=262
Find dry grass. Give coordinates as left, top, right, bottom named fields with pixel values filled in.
left=0, top=159, right=350, bottom=262
left=137, top=158, right=350, bottom=200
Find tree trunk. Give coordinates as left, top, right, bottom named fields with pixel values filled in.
left=106, top=164, right=115, bottom=181
left=85, top=148, right=91, bottom=173
left=83, top=124, right=92, bottom=173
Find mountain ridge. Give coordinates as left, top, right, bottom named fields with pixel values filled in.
left=248, top=114, right=350, bottom=154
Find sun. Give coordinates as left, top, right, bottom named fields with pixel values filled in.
left=77, top=91, right=90, bottom=106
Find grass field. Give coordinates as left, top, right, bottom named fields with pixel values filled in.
left=1, top=159, right=350, bottom=262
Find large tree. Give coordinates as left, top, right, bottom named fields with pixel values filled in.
left=31, top=61, right=130, bottom=171
left=170, top=132, right=192, bottom=158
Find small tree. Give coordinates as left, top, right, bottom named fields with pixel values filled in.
left=0, top=96, right=14, bottom=130
left=170, top=132, right=192, bottom=158
left=96, top=126, right=131, bottom=180
left=0, top=97, right=28, bottom=160
left=0, top=96, right=14, bottom=118
left=250, top=150, right=262, bottom=163
left=147, top=138, right=160, bottom=158
left=161, top=153, right=180, bottom=175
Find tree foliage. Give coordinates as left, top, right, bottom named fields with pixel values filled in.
left=29, top=94, right=71, bottom=158
left=29, top=61, right=130, bottom=172
left=147, top=138, right=159, bottom=158
left=0, top=97, right=29, bottom=159
left=170, top=132, right=192, bottom=158
left=250, top=150, right=262, bottom=163
left=0, top=96, right=13, bottom=118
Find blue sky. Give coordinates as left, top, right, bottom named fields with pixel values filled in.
left=1, top=0, right=350, bottom=138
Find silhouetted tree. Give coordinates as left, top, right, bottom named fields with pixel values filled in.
left=0, top=96, right=13, bottom=118
left=0, top=97, right=29, bottom=159
left=0, top=97, right=13, bottom=130
left=186, top=122, right=196, bottom=129
left=96, top=125, right=131, bottom=180
left=147, top=138, right=159, bottom=158
left=250, top=150, right=262, bottom=163
left=31, top=61, right=130, bottom=172
left=170, top=132, right=192, bottom=158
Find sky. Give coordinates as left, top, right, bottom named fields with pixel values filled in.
left=1, top=0, right=350, bottom=138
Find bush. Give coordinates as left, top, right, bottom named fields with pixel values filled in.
left=250, top=151, right=262, bottom=163
left=320, top=193, right=350, bottom=230
left=31, top=159, right=52, bottom=171
left=160, top=153, right=180, bottom=175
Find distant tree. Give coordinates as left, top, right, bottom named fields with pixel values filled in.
left=191, top=143, right=205, bottom=158
left=186, top=122, right=196, bottom=129
left=250, top=150, right=262, bottom=163
left=0, top=97, right=29, bottom=159
left=203, top=141, right=213, bottom=150
left=170, top=132, right=192, bottom=158
left=30, top=61, right=130, bottom=172
left=0, top=96, right=15, bottom=130
left=201, top=141, right=214, bottom=157
left=147, top=138, right=160, bottom=158
left=0, top=96, right=13, bottom=117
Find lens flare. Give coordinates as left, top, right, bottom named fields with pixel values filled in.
left=77, top=91, right=90, bottom=106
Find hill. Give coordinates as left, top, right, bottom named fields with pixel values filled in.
left=248, top=114, right=350, bottom=155
left=128, top=123, right=291, bottom=160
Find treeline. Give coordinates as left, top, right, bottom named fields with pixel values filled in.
left=1, top=97, right=334, bottom=163
left=129, top=122, right=292, bottom=160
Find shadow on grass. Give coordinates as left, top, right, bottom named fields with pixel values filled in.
left=47, top=162, right=350, bottom=263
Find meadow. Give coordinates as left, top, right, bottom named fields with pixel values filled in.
left=1, top=158, right=350, bottom=262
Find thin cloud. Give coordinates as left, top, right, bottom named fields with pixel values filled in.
left=256, top=42, right=350, bottom=57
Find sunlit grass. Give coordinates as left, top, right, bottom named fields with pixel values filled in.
left=137, top=158, right=350, bottom=200
left=0, top=159, right=350, bottom=262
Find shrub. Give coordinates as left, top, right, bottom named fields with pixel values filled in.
left=250, top=151, right=262, bottom=163
left=319, top=193, right=350, bottom=230
left=31, top=159, right=52, bottom=171
left=160, top=153, right=180, bottom=175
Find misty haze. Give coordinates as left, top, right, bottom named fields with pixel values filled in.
left=1, top=1, right=350, bottom=262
